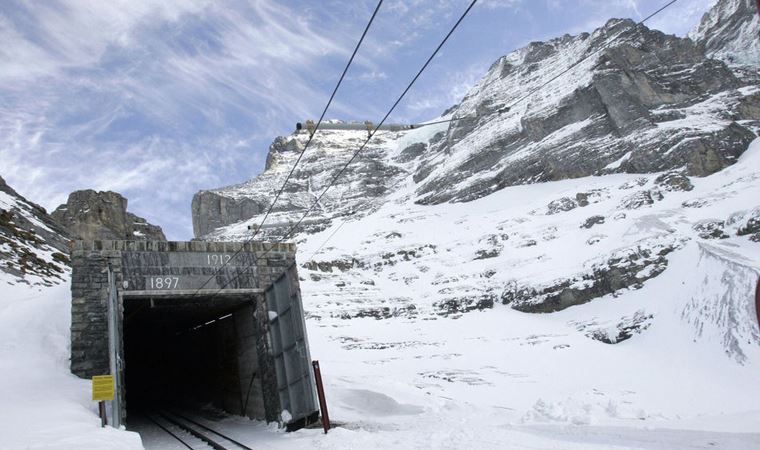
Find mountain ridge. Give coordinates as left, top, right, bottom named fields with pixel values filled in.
left=192, top=0, right=760, bottom=239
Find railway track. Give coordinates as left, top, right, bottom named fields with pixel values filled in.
left=146, top=409, right=254, bottom=450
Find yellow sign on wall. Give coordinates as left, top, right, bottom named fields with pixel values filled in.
left=92, top=375, right=115, bottom=401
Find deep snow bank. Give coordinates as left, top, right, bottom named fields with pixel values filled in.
left=0, top=276, right=142, bottom=449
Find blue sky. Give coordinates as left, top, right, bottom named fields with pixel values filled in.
left=0, top=0, right=716, bottom=239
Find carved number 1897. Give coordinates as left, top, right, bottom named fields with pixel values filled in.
left=149, top=277, right=179, bottom=289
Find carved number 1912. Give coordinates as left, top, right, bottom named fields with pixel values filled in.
left=207, top=254, right=232, bottom=265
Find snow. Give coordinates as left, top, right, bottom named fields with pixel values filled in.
left=272, top=138, right=760, bottom=447
left=0, top=190, right=19, bottom=209
left=0, top=190, right=56, bottom=236
left=0, top=276, right=143, bottom=449
left=180, top=251, right=760, bottom=447
left=739, top=135, right=760, bottom=163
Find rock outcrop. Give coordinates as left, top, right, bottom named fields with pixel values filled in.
left=0, top=176, right=70, bottom=284
left=192, top=129, right=404, bottom=238
left=52, top=190, right=166, bottom=242
left=413, top=16, right=759, bottom=205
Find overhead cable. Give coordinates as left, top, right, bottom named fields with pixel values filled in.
left=209, top=0, right=479, bottom=296
left=407, top=0, right=680, bottom=129
left=188, top=0, right=384, bottom=297
left=297, top=0, right=683, bottom=261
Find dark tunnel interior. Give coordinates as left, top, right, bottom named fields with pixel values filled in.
left=122, top=295, right=262, bottom=422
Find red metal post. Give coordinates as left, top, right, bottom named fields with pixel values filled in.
left=312, top=360, right=330, bottom=434
left=756, top=0, right=760, bottom=18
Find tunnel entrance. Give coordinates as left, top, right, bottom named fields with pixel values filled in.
left=122, top=294, right=260, bottom=419
left=69, top=240, right=320, bottom=431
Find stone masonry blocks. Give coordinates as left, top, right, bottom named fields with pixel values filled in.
left=70, top=240, right=296, bottom=381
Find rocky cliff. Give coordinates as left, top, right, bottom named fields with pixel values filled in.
left=193, top=0, right=759, bottom=239
left=414, top=15, right=759, bottom=205
left=0, top=176, right=70, bottom=285
left=192, top=129, right=404, bottom=238
left=188, top=0, right=760, bottom=359
left=52, top=190, right=166, bottom=242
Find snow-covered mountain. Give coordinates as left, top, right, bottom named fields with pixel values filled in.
left=193, top=0, right=760, bottom=238
left=190, top=0, right=760, bottom=329
left=192, top=0, right=760, bottom=307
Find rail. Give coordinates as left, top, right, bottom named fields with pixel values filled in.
left=147, top=410, right=254, bottom=450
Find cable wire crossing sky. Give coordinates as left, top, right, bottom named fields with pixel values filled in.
left=0, top=0, right=718, bottom=239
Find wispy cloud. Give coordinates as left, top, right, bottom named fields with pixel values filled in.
left=0, top=0, right=354, bottom=238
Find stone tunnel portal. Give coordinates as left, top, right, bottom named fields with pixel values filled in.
left=69, top=240, right=319, bottom=430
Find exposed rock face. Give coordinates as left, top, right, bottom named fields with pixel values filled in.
left=580, top=215, right=605, bottom=229
left=736, top=207, right=760, bottom=241
left=693, top=219, right=729, bottom=239
left=413, top=16, right=759, bottom=205
left=619, top=189, right=663, bottom=210
left=654, top=172, right=694, bottom=192
left=52, top=190, right=166, bottom=242
left=192, top=193, right=264, bottom=240
left=0, top=176, right=70, bottom=284
left=573, top=310, right=654, bottom=344
left=505, top=240, right=677, bottom=313
left=193, top=129, right=405, bottom=239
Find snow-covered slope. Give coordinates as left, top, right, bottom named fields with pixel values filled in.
left=295, top=138, right=760, bottom=356
left=0, top=280, right=142, bottom=449
left=0, top=176, right=143, bottom=448
left=208, top=142, right=760, bottom=448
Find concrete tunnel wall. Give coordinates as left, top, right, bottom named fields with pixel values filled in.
left=69, top=240, right=298, bottom=423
